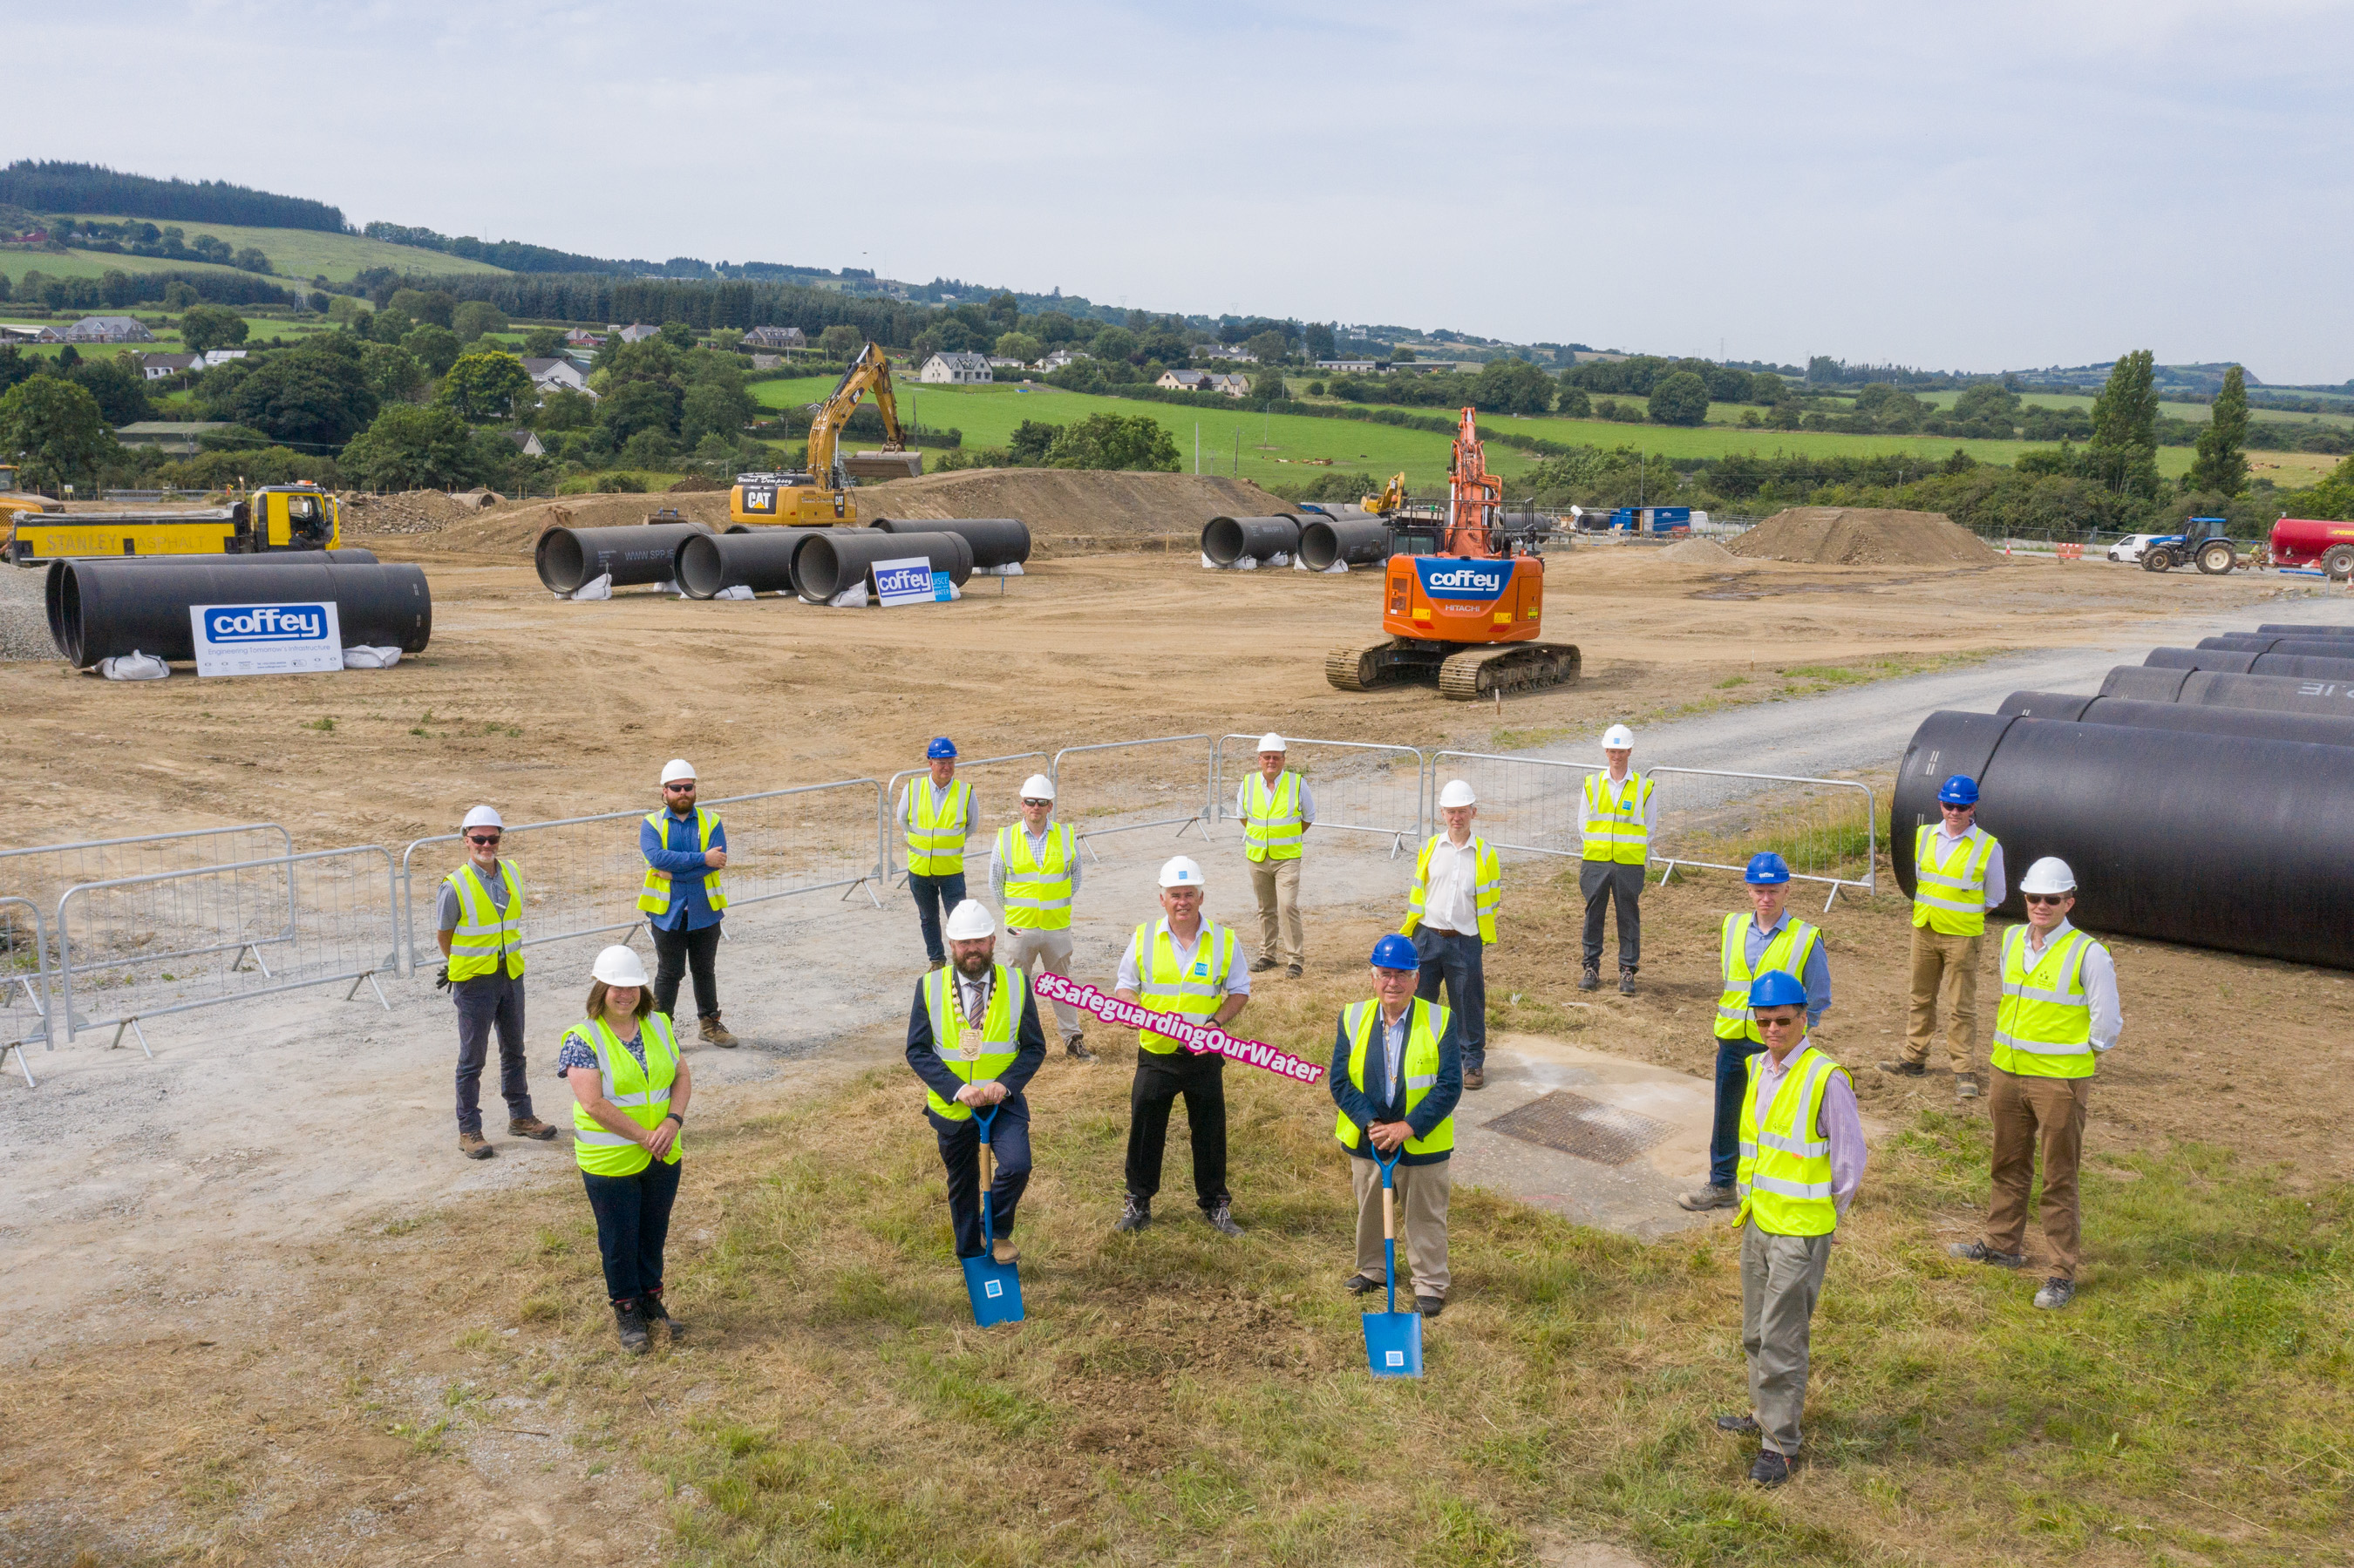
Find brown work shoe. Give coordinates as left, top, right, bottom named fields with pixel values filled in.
left=1956, top=1072, right=1981, bottom=1099
left=1876, top=1059, right=1928, bottom=1078
left=1463, top=1066, right=1486, bottom=1090
left=700, top=1014, right=739, bottom=1049
left=508, top=1116, right=558, bottom=1141
left=991, top=1237, right=1019, bottom=1266
left=1250, top=955, right=1281, bottom=973
left=1065, top=1036, right=1096, bottom=1062
left=1677, top=1184, right=1738, bottom=1212
left=459, top=1131, right=494, bottom=1160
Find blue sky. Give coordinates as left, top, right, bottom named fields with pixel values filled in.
left=20, top=2, right=2353, bottom=381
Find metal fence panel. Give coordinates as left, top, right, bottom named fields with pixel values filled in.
left=55, top=846, right=400, bottom=1053
left=1050, top=736, right=1213, bottom=860
left=884, top=754, right=1050, bottom=883
left=1646, top=767, right=1879, bottom=910
left=1425, top=750, right=1602, bottom=862
left=1214, top=734, right=1426, bottom=856
left=1, top=824, right=295, bottom=927
left=402, top=779, right=887, bottom=974
left=2, top=895, right=49, bottom=1086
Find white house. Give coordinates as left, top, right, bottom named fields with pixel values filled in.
left=1037, top=347, right=1085, bottom=371
left=0, top=323, right=62, bottom=343
left=1316, top=359, right=1380, bottom=373
left=919, top=351, right=992, bottom=384
left=750, top=353, right=784, bottom=371
left=615, top=322, right=661, bottom=343
left=200, top=349, right=247, bottom=369
left=139, top=353, right=201, bottom=381
left=1208, top=373, right=1250, bottom=397
left=1157, top=370, right=1212, bottom=391
left=504, top=430, right=547, bottom=457
left=520, top=356, right=595, bottom=397
left=62, top=316, right=157, bottom=343
left=1197, top=344, right=1256, bottom=363
left=986, top=356, right=1027, bottom=371
left=745, top=325, right=805, bottom=350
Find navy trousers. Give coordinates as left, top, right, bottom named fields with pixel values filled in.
left=1413, top=927, right=1487, bottom=1072
left=908, top=871, right=968, bottom=965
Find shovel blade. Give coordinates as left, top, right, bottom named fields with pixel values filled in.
left=961, top=1255, right=1024, bottom=1326
left=1362, top=1310, right=1424, bottom=1377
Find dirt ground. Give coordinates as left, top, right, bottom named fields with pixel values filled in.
left=1730, top=506, right=2001, bottom=567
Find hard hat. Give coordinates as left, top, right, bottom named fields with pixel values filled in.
left=1370, top=933, right=1419, bottom=971
left=1437, top=779, right=1477, bottom=809
left=942, top=899, right=997, bottom=940
left=1018, top=773, right=1055, bottom=802
left=1256, top=733, right=1287, bottom=753
left=1744, top=852, right=1791, bottom=886
left=661, top=757, right=696, bottom=785
left=1747, top=970, right=1807, bottom=1010
left=2019, top=856, right=2077, bottom=896
left=927, top=736, right=958, bottom=760
left=592, top=945, right=650, bottom=988
left=1937, top=774, right=1980, bottom=806
left=461, top=804, right=503, bottom=831
left=1602, top=724, right=1635, bottom=750
left=1159, top=855, right=1206, bottom=889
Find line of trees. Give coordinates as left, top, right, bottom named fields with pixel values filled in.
left=0, top=160, right=344, bottom=231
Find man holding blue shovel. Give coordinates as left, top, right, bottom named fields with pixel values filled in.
left=906, top=899, right=1047, bottom=1279
left=1330, top=935, right=1463, bottom=1320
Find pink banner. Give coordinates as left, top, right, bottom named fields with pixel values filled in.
left=1031, top=971, right=1326, bottom=1086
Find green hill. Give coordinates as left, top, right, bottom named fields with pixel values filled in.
left=32, top=215, right=508, bottom=283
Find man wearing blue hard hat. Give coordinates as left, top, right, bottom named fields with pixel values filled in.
left=897, top=737, right=979, bottom=970
left=1329, top=934, right=1464, bottom=1317
left=1679, top=852, right=1834, bottom=1212
left=1715, top=968, right=1866, bottom=1489
left=1881, top=773, right=2005, bottom=1099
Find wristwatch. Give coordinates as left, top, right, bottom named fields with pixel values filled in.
left=663, top=1112, right=684, bottom=1127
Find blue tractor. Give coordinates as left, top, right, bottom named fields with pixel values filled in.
left=2140, top=516, right=2242, bottom=575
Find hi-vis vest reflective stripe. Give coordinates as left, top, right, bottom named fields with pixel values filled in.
left=1716, top=915, right=1821, bottom=1043
left=1581, top=771, right=1654, bottom=865
left=1242, top=771, right=1304, bottom=862
left=1333, top=996, right=1455, bottom=1157
left=1131, top=920, right=1237, bottom=1054
left=638, top=807, right=727, bottom=916
left=568, top=1013, right=682, bottom=1177
left=994, top=822, right=1075, bottom=931
left=445, top=863, right=524, bottom=981
left=1991, top=925, right=2098, bottom=1080
left=922, top=961, right=1022, bottom=1121
left=1736, top=1042, right=1847, bottom=1237
left=906, top=778, right=972, bottom=876
left=1402, top=832, right=1501, bottom=943
left=1912, top=825, right=1996, bottom=936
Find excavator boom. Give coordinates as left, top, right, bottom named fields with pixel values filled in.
left=805, top=343, right=906, bottom=489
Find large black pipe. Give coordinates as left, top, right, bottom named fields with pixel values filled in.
left=534, top=521, right=713, bottom=594
left=1298, top=514, right=1391, bottom=570
left=1895, top=710, right=2354, bottom=968
left=869, top=515, right=1031, bottom=569
left=796, top=530, right=974, bottom=602
left=1996, top=689, right=2354, bottom=748
left=50, top=556, right=432, bottom=668
left=2100, top=663, right=2354, bottom=716
left=1201, top=514, right=1299, bottom=565
left=676, top=531, right=808, bottom=600
left=2256, top=624, right=2354, bottom=637
left=44, top=550, right=378, bottom=648
left=2146, top=646, right=2354, bottom=682
left=2197, top=635, right=2354, bottom=661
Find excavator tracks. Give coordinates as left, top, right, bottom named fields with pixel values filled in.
left=1436, top=642, right=1582, bottom=700
left=1325, top=644, right=1400, bottom=692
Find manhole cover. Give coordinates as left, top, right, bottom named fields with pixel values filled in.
left=1483, top=1089, right=1674, bottom=1166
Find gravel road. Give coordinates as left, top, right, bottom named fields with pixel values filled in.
left=0, top=563, right=51, bottom=662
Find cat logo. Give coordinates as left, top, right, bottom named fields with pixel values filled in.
left=740, top=486, right=777, bottom=514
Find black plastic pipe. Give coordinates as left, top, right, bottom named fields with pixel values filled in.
left=1298, top=514, right=1391, bottom=570
left=2145, top=646, right=2354, bottom=681
left=869, top=516, right=1031, bottom=569
left=2099, top=663, right=2354, bottom=716
left=796, top=530, right=974, bottom=601
left=50, top=556, right=432, bottom=668
left=1996, top=689, right=2354, bottom=748
left=2255, top=624, right=2354, bottom=637
left=1895, top=709, right=2354, bottom=967
left=534, top=521, right=713, bottom=594
left=676, top=531, right=808, bottom=600
left=1201, top=514, right=1299, bottom=565
left=2197, top=635, right=2354, bottom=661
left=44, top=552, right=378, bottom=649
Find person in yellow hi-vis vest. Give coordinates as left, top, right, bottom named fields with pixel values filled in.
left=1114, top=856, right=1251, bottom=1236
left=1880, top=773, right=2006, bottom=1098
left=1236, top=733, right=1315, bottom=978
left=1399, top=778, right=1500, bottom=1091
left=1330, top=935, right=1464, bottom=1317
left=1713, top=970, right=1866, bottom=1489
left=1578, top=723, right=1655, bottom=995
left=989, top=773, right=1092, bottom=1062
left=638, top=758, right=736, bottom=1048
left=557, top=945, right=692, bottom=1355
left=437, top=804, right=557, bottom=1160
left=898, top=736, right=977, bottom=971
left=1947, top=858, right=2121, bottom=1313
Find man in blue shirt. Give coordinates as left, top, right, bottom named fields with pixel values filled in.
left=638, top=757, right=738, bottom=1048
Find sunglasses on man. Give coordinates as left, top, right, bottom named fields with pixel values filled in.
left=1756, top=1015, right=1804, bottom=1031
left=2024, top=893, right=2069, bottom=906
left=663, top=782, right=696, bottom=792
left=467, top=832, right=501, bottom=845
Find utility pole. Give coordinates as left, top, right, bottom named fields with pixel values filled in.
left=1194, top=422, right=1200, bottom=476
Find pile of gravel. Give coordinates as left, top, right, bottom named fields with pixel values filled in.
left=0, top=565, right=54, bottom=662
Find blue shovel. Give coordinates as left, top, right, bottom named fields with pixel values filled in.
left=1361, top=1144, right=1424, bottom=1377
left=960, top=1106, right=1024, bottom=1327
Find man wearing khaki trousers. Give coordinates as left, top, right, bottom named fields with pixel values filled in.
left=1237, top=733, right=1315, bottom=979
left=1881, top=774, right=2004, bottom=1099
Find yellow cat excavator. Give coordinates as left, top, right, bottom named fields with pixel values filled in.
left=729, top=342, right=915, bottom=526
left=1361, top=472, right=1408, bottom=514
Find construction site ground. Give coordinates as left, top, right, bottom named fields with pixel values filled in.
left=5, top=495, right=2353, bottom=1566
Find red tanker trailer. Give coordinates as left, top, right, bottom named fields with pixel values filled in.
left=2269, top=517, right=2354, bottom=580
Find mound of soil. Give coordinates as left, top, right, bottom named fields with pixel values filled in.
left=1727, top=507, right=1997, bottom=567
left=858, top=470, right=1295, bottom=556
left=1657, top=537, right=1736, bottom=564
left=358, top=490, right=736, bottom=561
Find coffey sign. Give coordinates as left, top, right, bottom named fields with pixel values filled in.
left=188, top=601, right=344, bottom=676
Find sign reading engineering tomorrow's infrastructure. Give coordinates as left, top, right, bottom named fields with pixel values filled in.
left=188, top=601, right=344, bottom=676
left=872, top=556, right=953, bottom=607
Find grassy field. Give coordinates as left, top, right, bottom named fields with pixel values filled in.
left=0, top=314, right=341, bottom=361
left=1914, top=389, right=2354, bottom=430
left=0, top=247, right=263, bottom=288
left=42, top=216, right=507, bottom=282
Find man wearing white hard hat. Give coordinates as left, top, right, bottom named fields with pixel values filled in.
left=1946, top=857, right=2121, bottom=1312
left=637, top=759, right=738, bottom=1048
left=989, top=773, right=1092, bottom=1061
left=1113, top=855, right=1251, bottom=1235
left=1236, top=733, right=1315, bottom=980
left=1400, top=779, right=1501, bottom=1091
left=1578, top=723, right=1655, bottom=995
left=906, top=899, right=1047, bottom=1267
left=437, top=804, right=557, bottom=1159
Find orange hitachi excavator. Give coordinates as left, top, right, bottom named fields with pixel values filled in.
left=1324, top=407, right=1581, bottom=699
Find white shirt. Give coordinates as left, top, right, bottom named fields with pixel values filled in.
left=2019, top=918, right=2123, bottom=1052
left=1114, top=917, right=1253, bottom=997
left=1378, top=1003, right=1410, bottom=1095
left=986, top=821, right=1084, bottom=900
left=1419, top=834, right=1481, bottom=935
left=954, top=966, right=994, bottom=1028
left=896, top=778, right=979, bottom=837
left=1575, top=767, right=1659, bottom=835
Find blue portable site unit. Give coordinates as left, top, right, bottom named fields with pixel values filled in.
left=1606, top=506, right=1691, bottom=534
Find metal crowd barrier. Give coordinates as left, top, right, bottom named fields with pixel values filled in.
left=884, top=753, right=1048, bottom=884
left=1, top=824, right=296, bottom=925
left=1213, top=734, right=1426, bottom=857
left=1425, top=750, right=1602, bottom=861
left=1647, top=767, right=1878, bottom=911
left=2, top=895, right=50, bottom=1087
left=1051, top=736, right=1214, bottom=861
left=54, top=845, right=400, bottom=1055
left=401, top=778, right=887, bottom=974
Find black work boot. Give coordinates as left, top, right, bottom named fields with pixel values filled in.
left=1113, top=1194, right=1152, bottom=1233
left=614, top=1300, right=650, bottom=1354
left=1578, top=962, right=1601, bottom=992
left=640, top=1290, right=684, bottom=1337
